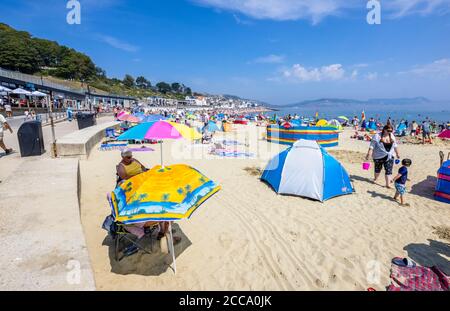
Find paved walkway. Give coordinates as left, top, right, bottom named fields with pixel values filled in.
left=0, top=158, right=96, bottom=290
left=0, top=117, right=114, bottom=290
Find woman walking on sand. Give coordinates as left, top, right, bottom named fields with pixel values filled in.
left=365, top=125, right=401, bottom=188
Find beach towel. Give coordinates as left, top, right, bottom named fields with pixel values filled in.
left=215, top=140, right=243, bottom=146
left=387, top=258, right=450, bottom=291
left=99, top=143, right=128, bottom=151
left=211, top=149, right=254, bottom=158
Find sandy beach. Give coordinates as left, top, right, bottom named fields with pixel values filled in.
left=80, top=123, right=450, bottom=291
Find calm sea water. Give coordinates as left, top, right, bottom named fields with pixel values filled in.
left=266, top=102, right=450, bottom=123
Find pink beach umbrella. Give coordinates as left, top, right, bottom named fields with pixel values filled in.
left=117, top=113, right=140, bottom=123
left=144, top=121, right=202, bottom=167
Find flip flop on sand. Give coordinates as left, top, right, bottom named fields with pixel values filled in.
left=392, top=257, right=416, bottom=268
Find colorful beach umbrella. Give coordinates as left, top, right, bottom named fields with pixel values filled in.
left=112, top=164, right=220, bottom=223
left=117, top=111, right=127, bottom=118
left=204, top=121, right=222, bottom=132
left=111, top=164, right=221, bottom=273
left=120, top=114, right=141, bottom=123
left=117, top=121, right=201, bottom=166
left=337, top=116, right=349, bottom=121
left=116, top=122, right=157, bottom=141
left=316, top=119, right=328, bottom=127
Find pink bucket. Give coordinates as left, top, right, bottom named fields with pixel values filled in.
left=362, top=162, right=371, bottom=170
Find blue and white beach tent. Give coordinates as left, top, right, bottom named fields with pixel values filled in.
left=261, top=139, right=354, bottom=202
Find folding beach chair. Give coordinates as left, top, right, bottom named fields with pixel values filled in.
left=103, top=193, right=159, bottom=261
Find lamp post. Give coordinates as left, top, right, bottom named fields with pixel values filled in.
left=87, top=84, right=92, bottom=112
left=48, top=91, right=57, bottom=157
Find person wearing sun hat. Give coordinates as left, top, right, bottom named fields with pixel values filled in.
left=116, top=148, right=148, bottom=186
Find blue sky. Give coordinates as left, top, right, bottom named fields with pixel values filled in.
left=1, top=0, right=450, bottom=105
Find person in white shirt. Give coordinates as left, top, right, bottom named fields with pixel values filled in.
left=0, top=113, right=13, bottom=154
left=4, top=103, right=12, bottom=117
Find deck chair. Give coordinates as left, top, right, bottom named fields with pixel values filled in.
left=103, top=127, right=120, bottom=144
left=103, top=193, right=159, bottom=261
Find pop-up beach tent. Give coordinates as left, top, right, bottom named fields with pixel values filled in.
left=435, top=160, right=450, bottom=204
left=261, top=139, right=354, bottom=202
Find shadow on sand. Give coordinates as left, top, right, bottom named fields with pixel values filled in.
left=102, top=223, right=192, bottom=276
left=404, top=239, right=450, bottom=275
left=410, top=176, right=437, bottom=201
left=367, top=190, right=397, bottom=203
left=350, top=175, right=376, bottom=186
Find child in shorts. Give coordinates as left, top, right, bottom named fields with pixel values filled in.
left=392, top=159, right=412, bottom=206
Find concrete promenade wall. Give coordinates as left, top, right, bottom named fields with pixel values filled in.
left=56, top=121, right=119, bottom=159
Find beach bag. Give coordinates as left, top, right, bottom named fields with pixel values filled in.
left=102, top=215, right=118, bottom=238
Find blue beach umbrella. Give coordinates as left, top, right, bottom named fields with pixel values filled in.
left=116, top=122, right=157, bottom=141
left=204, top=121, right=222, bottom=132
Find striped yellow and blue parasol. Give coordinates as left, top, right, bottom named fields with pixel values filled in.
left=111, top=164, right=221, bottom=224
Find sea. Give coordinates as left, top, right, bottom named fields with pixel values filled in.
left=265, top=101, right=450, bottom=123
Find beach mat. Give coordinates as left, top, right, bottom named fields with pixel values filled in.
left=387, top=258, right=450, bottom=291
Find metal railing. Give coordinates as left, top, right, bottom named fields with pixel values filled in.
left=0, top=67, right=86, bottom=94
left=0, top=67, right=137, bottom=100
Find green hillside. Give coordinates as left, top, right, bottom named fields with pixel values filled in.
left=0, top=23, right=192, bottom=98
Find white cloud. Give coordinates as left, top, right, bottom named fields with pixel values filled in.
left=399, top=58, right=450, bottom=76
left=233, top=14, right=253, bottom=25
left=387, top=0, right=450, bottom=18
left=282, top=63, right=345, bottom=82
left=352, top=63, right=369, bottom=68
left=193, top=0, right=450, bottom=23
left=193, top=0, right=351, bottom=24
left=365, top=72, right=378, bottom=80
left=250, top=54, right=285, bottom=64
left=97, top=35, right=139, bottom=52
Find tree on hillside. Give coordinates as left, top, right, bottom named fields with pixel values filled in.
left=33, top=38, right=60, bottom=68
left=95, top=67, right=106, bottom=78
left=185, top=87, right=192, bottom=96
left=136, top=76, right=151, bottom=89
left=0, top=25, right=40, bottom=73
left=156, top=82, right=172, bottom=93
left=171, top=82, right=181, bottom=93
left=53, top=49, right=96, bottom=80
left=123, top=74, right=135, bottom=88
